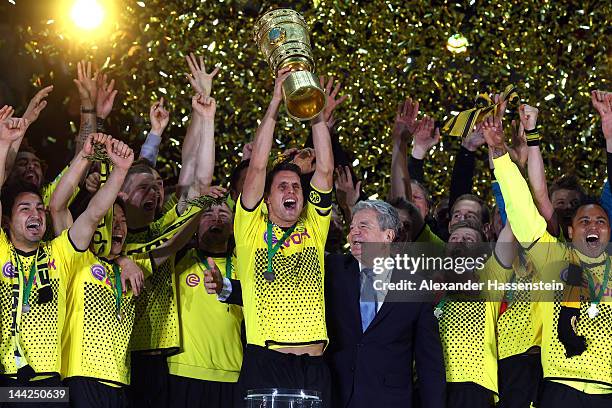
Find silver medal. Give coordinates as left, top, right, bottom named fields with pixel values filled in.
left=22, top=304, right=30, bottom=314
left=587, top=303, right=599, bottom=319
left=116, top=311, right=123, bottom=322
left=434, top=307, right=443, bottom=319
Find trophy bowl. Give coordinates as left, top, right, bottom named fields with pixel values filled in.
left=254, top=9, right=326, bottom=121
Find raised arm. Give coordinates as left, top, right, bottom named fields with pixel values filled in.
left=95, top=72, right=118, bottom=132
left=592, top=91, right=612, bottom=223
left=48, top=134, right=102, bottom=235
left=177, top=54, right=219, bottom=197
left=483, top=115, right=547, bottom=244
left=591, top=90, right=612, bottom=152
left=177, top=97, right=204, bottom=198
left=191, top=95, right=215, bottom=196
left=4, top=86, right=53, bottom=173
left=73, top=61, right=98, bottom=155
left=448, top=124, right=485, bottom=208
left=69, top=137, right=134, bottom=251
left=389, top=100, right=415, bottom=201
left=241, top=67, right=291, bottom=209
left=139, top=98, right=169, bottom=166
left=519, top=104, right=555, bottom=225
left=309, top=113, right=334, bottom=192
left=0, top=118, right=30, bottom=205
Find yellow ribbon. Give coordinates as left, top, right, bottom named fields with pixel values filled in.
left=443, top=84, right=519, bottom=138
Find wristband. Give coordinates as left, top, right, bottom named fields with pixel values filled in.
left=81, top=107, right=96, bottom=114
left=525, top=128, right=540, bottom=146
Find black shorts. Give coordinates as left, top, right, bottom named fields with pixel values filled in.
left=498, top=352, right=543, bottom=408
left=127, top=353, right=169, bottom=408
left=167, top=374, right=237, bottom=408
left=538, top=380, right=612, bottom=408
left=446, top=382, right=495, bottom=408
left=0, top=375, right=67, bottom=408
left=64, top=377, right=127, bottom=408
left=236, top=344, right=331, bottom=408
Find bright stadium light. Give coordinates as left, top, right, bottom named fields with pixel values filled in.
left=70, top=0, right=105, bottom=30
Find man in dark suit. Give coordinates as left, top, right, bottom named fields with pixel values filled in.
left=325, top=200, right=446, bottom=408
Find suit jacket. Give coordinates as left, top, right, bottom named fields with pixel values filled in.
left=325, top=254, right=446, bottom=408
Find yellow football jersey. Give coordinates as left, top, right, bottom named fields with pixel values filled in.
left=61, top=251, right=152, bottom=386
left=167, top=251, right=243, bottom=382
left=0, top=229, right=86, bottom=377
left=234, top=184, right=331, bottom=348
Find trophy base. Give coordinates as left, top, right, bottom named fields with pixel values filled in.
left=282, top=71, right=326, bottom=121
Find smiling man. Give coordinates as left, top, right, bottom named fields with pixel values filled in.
left=485, top=114, right=612, bottom=408
left=325, top=200, right=445, bottom=408
left=0, top=122, right=134, bottom=404
left=232, top=67, right=334, bottom=406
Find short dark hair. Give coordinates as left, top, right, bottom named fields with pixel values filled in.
left=388, top=197, right=421, bottom=241
left=230, top=159, right=250, bottom=194
left=1, top=182, right=43, bottom=218
left=571, top=197, right=609, bottom=223
left=114, top=196, right=127, bottom=215
left=121, top=160, right=156, bottom=192
left=452, top=194, right=490, bottom=224
left=549, top=175, right=587, bottom=202
left=264, top=162, right=304, bottom=197
left=449, top=219, right=484, bottom=241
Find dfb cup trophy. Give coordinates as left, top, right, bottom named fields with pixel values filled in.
left=254, top=9, right=326, bottom=121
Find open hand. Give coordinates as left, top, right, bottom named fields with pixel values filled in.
left=185, top=53, right=219, bottom=97
left=73, top=60, right=98, bottom=109
left=319, top=76, right=349, bottom=124
left=334, top=166, right=361, bottom=209
left=23, top=85, right=53, bottom=124
left=393, top=97, right=419, bottom=140
left=96, top=73, right=118, bottom=120
left=412, top=115, right=441, bottom=156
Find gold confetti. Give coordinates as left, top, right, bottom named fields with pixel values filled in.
left=18, top=0, right=611, bottom=203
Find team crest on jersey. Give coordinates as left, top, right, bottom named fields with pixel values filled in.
left=91, top=264, right=106, bottom=281
left=309, top=190, right=321, bottom=204
left=2, top=262, right=15, bottom=278
left=186, top=273, right=200, bottom=287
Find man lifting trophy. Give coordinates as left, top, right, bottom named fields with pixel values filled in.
left=254, top=8, right=326, bottom=121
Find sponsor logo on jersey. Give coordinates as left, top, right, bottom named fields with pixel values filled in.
left=263, top=228, right=311, bottom=248
left=186, top=273, right=200, bottom=287
left=91, top=264, right=106, bottom=281
left=2, top=262, right=15, bottom=278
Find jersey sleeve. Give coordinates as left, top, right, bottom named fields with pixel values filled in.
left=304, top=183, right=332, bottom=244
left=42, top=166, right=80, bottom=207
left=0, top=228, right=9, bottom=248
left=234, top=194, right=265, bottom=248
left=493, top=153, right=547, bottom=245
left=130, top=253, right=155, bottom=279
left=48, top=229, right=88, bottom=280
